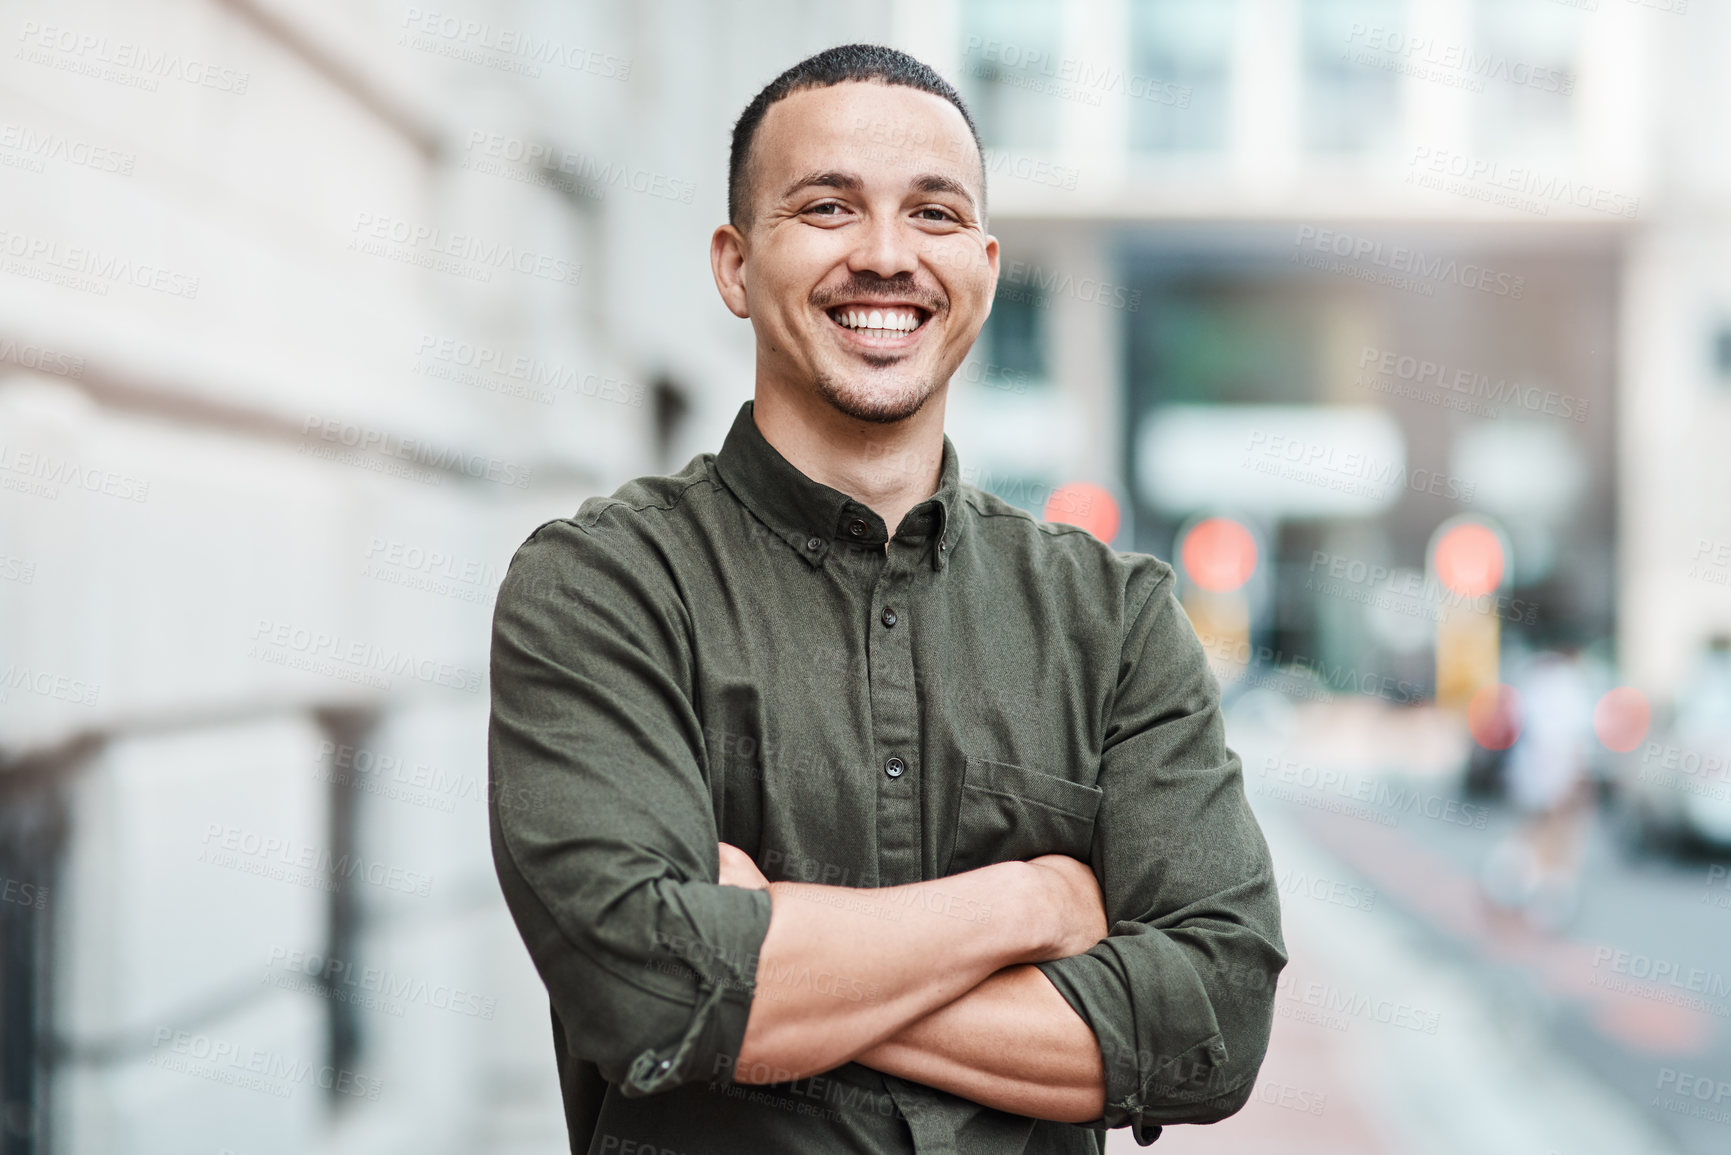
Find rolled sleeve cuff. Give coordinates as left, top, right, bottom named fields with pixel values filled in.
left=617, top=883, right=774, bottom=1097
left=1033, top=921, right=1230, bottom=1144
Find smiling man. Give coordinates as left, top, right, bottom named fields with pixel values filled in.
left=488, top=44, right=1286, bottom=1155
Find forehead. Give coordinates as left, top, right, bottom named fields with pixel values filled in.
left=754, top=80, right=983, bottom=199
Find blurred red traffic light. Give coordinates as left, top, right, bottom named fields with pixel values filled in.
left=1181, top=517, right=1258, bottom=592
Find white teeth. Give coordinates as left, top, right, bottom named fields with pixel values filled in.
left=832, top=307, right=924, bottom=333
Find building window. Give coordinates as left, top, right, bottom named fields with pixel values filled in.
left=958, top=0, right=1065, bottom=151
left=1302, top=0, right=1406, bottom=154
left=1472, top=0, right=1578, bottom=159
left=1128, top=0, right=1236, bottom=154
left=983, top=279, right=1049, bottom=386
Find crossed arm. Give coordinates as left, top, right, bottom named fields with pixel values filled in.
left=717, top=842, right=1110, bottom=1123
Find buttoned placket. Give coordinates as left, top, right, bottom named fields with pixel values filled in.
left=863, top=525, right=929, bottom=890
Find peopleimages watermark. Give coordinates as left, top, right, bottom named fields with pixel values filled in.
left=1292, top=226, right=1526, bottom=299
left=957, top=356, right=1037, bottom=396
left=397, top=8, right=630, bottom=80
left=1242, top=429, right=1477, bottom=505
left=1277, top=866, right=1377, bottom=913
left=1342, top=24, right=1574, bottom=96
left=1640, top=742, right=1731, bottom=808
left=1651, top=1065, right=1731, bottom=1127
left=998, top=257, right=1141, bottom=313
left=459, top=130, right=694, bottom=205
left=1563, top=0, right=1692, bottom=14
left=1688, top=538, right=1731, bottom=590
left=0, top=664, right=101, bottom=709
left=1307, top=549, right=1539, bottom=626
left=0, top=875, right=48, bottom=912
left=0, top=335, right=85, bottom=380
left=961, top=36, right=1191, bottom=109
left=846, top=115, right=1081, bottom=192
left=1262, top=968, right=1442, bottom=1035
left=316, top=736, right=544, bottom=816
left=199, top=822, right=436, bottom=898
left=1202, top=637, right=1428, bottom=705
left=0, top=441, right=149, bottom=504
left=1588, top=945, right=1731, bottom=1016
left=414, top=334, right=647, bottom=408
left=15, top=21, right=251, bottom=94
left=361, top=535, right=502, bottom=605
left=347, top=212, right=581, bottom=285
left=247, top=617, right=485, bottom=695
left=148, top=1028, right=381, bottom=1101
left=263, top=945, right=497, bottom=1020
left=0, top=227, right=200, bottom=299
left=1702, top=864, right=1731, bottom=913
left=0, top=120, right=134, bottom=176
left=1257, top=756, right=1490, bottom=830
left=298, top=414, right=533, bottom=487
left=1357, top=344, right=1589, bottom=424
left=1406, top=146, right=1639, bottom=220
left=703, top=1058, right=906, bottom=1126
left=0, top=554, right=35, bottom=585
left=959, top=465, right=1107, bottom=523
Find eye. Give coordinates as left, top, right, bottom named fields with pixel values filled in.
left=916, top=206, right=959, bottom=223
left=804, top=201, right=847, bottom=217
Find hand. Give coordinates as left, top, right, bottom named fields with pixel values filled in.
left=1024, top=854, right=1107, bottom=960
left=719, top=842, right=771, bottom=890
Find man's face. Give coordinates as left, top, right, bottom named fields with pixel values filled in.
left=715, top=81, right=998, bottom=424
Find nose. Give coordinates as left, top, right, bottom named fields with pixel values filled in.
left=846, top=208, right=920, bottom=281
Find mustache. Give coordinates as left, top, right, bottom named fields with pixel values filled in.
left=810, top=275, right=946, bottom=315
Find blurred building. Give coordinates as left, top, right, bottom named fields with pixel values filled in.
left=0, top=1, right=897, bottom=1152
left=913, top=0, right=1730, bottom=705
left=3, top=1, right=1727, bottom=1154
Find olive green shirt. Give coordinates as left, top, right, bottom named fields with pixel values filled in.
left=488, top=400, right=1287, bottom=1154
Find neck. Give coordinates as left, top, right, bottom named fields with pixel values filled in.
left=751, top=372, right=947, bottom=540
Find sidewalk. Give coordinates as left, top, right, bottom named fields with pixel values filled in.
left=1122, top=801, right=1685, bottom=1155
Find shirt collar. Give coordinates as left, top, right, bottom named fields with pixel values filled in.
left=713, top=400, right=964, bottom=572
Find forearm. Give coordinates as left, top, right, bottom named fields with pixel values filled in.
left=734, top=862, right=1053, bottom=1082
left=854, top=965, right=1105, bottom=1123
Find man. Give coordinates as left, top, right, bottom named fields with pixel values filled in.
left=489, top=44, right=1286, bottom=1155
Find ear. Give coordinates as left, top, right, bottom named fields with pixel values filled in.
left=981, top=232, right=1001, bottom=313
left=710, top=223, right=751, bottom=319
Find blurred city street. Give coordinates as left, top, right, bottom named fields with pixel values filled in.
left=6, top=0, right=1731, bottom=1152
left=1128, top=694, right=1725, bottom=1155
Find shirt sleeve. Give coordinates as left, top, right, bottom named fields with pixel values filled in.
left=487, top=512, right=774, bottom=1097
left=1032, top=559, right=1287, bottom=1144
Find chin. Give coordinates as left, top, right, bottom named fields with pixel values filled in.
left=812, top=370, right=937, bottom=424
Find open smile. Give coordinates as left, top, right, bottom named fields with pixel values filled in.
left=825, top=303, right=933, bottom=346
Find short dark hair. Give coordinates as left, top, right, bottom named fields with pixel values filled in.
left=727, top=44, right=985, bottom=229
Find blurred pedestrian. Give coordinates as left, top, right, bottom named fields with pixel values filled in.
left=1479, top=646, right=1595, bottom=930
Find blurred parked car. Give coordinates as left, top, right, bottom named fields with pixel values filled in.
left=1614, top=637, right=1731, bottom=854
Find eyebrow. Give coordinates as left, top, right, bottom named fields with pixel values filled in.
left=780, top=170, right=864, bottom=198
left=911, top=173, right=978, bottom=210
left=779, top=169, right=980, bottom=213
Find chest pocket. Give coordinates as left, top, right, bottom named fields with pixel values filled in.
left=946, top=756, right=1103, bottom=876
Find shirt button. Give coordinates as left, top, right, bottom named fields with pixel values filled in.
left=885, top=756, right=905, bottom=779
left=805, top=536, right=823, bottom=552
left=657, top=1058, right=672, bottom=1071
left=881, top=606, right=898, bottom=628
left=848, top=518, right=868, bottom=538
